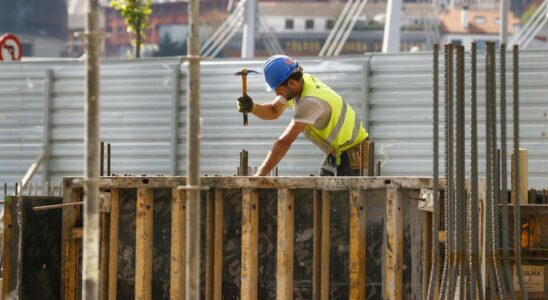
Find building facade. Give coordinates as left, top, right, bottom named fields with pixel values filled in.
left=0, top=0, right=67, bottom=57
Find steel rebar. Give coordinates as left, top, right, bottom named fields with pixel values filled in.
left=499, top=43, right=515, bottom=299
left=512, top=44, right=528, bottom=300
left=426, top=43, right=440, bottom=300
left=470, top=42, right=484, bottom=300
left=455, top=45, right=467, bottom=298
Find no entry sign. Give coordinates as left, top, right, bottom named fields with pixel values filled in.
left=0, top=33, right=23, bottom=61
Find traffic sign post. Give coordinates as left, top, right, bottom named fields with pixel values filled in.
left=0, top=33, right=23, bottom=61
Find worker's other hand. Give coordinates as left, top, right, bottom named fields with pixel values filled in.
left=237, top=95, right=254, bottom=113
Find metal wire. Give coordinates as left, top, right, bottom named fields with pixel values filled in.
left=426, top=44, right=441, bottom=300
left=500, top=43, right=516, bottom=299
left=513, top=44, right=528, bottom=300
left=439, top=44, right=451, bottom=300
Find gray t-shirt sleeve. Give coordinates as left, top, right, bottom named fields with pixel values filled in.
left=293, top=97, right=324, bottom=126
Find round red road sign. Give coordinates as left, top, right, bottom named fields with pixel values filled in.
left=0, top=33, right=23, bottom=61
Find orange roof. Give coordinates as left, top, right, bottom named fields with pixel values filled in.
left=439, top=9, right=520, bottom=34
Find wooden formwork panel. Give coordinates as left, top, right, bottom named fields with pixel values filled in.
left=3, top=177, right=443, bottom=300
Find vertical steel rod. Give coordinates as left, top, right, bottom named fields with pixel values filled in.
left=100, top=141, right=104, bottom=176
left=499, top=43, right=515, bottom=299
left=485, top=41, right=498, bottom=299
left=456, top=45, right=467, bottom=298
left=470, top=44, right=484, bottom=300
left=512, top=44, right=528, bottom=300
left=426, top=43, right=440, bottom=300
left=186, top=0, right=201, bottom=297
left=439, top=44, right=451, bottom=300
left=107, top=143, right=111, bottom=176
left=447, top=44, right=457, bottom=300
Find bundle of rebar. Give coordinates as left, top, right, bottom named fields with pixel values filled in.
left=428, top=43, right=528, bottom=299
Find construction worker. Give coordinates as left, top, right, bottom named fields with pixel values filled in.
left=237, top=55, right=369, bottom=176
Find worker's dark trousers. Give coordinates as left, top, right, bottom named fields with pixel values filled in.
left=319, top=152, right=358, bottom=176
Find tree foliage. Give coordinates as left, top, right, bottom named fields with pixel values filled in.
left=110, top=0, right=152, bottom=58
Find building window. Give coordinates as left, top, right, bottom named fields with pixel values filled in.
left=474, top=16, right=485, bottom=24
left=451, top=39, right=462, bottom=46
left=495, top=18, right=501, bottom=25
left=305, top=19, right=314, bottom=30
left=326, top=19, right=334, bottom=30
left=285, top=19, right=294, bottom=30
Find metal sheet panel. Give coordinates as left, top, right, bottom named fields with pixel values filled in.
left=0, top=52, right=546, bottom=193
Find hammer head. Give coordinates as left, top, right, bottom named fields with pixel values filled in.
left=234, top=68, right=259, bottom=76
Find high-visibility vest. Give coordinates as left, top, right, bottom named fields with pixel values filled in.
left=289, top=73, right=368, bottom=164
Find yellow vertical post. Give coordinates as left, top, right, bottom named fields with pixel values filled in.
left=276, top=189, right=295, bottom=300
left=108, top=189, right=119, bottom=300
left=384, top=188, right=403, bottom=300
left=349, top=189, right=366, bottom=299
left=61, top=188, right=81, bottom=300
left=135, top=188, right=153, bottom=300
left=241, top=188, right=258, bottom=300
left=170, top=188, right=186, bottom=300
left=321, top=191, right=330, bottom=300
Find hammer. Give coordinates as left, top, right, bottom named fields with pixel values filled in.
left=234, top=68, right=259, bottom=126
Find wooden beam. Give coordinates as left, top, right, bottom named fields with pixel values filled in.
left=170, top=188, right=186, bottom=300
left=349, top=189, right=366, bottom=300
left=108, top=189, right=120, bottom=300
left=135, top=188, right=153, bottom=300
left=312, top=190, right=321, bottom=300
left=205, top=190, right=215, bottom=299
left=276, top=189, right=295, bottom=300
left=511, top=148, right=528, bottom=204
left=422, top=212, right=432, bottom=300
left=384, top=188, right=403, bottom=300
left=61, top=188, right=81, bottom=300
left=213, top=189, right=224, bottom=300
left=99, top=210, right=110, bottom=300
left=2, top=196, right=18, bottom=299
left=241, top=188, right=258, bottom=300
left=321, top=191, right=330, bottom=300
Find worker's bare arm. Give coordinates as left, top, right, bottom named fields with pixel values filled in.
left=255, top=121, right=306, bottom=176
left=251, top=98, right=288, bottom=120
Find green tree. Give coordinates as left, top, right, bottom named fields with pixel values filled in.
left=110, top=0, right=152, bottom=58
left=153, top=33, right=187, bottom=57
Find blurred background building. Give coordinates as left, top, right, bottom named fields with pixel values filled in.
left=0, top=0, right=546, bottom=59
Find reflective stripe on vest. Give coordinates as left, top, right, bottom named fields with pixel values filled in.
left=290, top=74, right=368, bottom=163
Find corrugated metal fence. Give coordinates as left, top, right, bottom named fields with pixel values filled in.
left=1, top=51, right=547, bottom=193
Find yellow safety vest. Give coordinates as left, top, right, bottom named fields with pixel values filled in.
left=288, top=73, right=368, bottom=164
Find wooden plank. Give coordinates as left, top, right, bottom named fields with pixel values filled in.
left=511, top=149, right=528, bottom=204
left=135, top=188, right=153, bottom=300
left=213, top=189, right=224, bottom=300
left=205, top=190, right=215, bottom=299
left=321, top=191, right=330, bottom=300
left=384, top=188, right=403, bottom=300
left=108, top=189, right=120, bottom=300
left=349, top=189, right=366, bottom=300
left=241, top=188, right=258, bottom=300
left=2, top=196, right=19, bottom=299
left=61, top=188, right=81, bottom=300
left=170, top=188, right=186, bottom=300
left=312, top=190, right=321, bottom=300
left=422, top=212, right=432, bottom=300
left=276, top=189, right=295, bottom=300
left=99, top=210, right=110, bottom=300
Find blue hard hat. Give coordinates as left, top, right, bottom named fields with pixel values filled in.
left=262, top=55, right=299, bottom=92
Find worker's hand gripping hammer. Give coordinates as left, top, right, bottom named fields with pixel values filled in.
left=234, top=68, right=259, bottom=126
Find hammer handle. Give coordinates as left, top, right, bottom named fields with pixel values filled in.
left=242, top=74, right=248, bottom=126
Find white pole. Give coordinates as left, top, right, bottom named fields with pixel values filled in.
left=382, top=0, right=402, bottom=53
left=242, top=0, right=256, bottom=58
